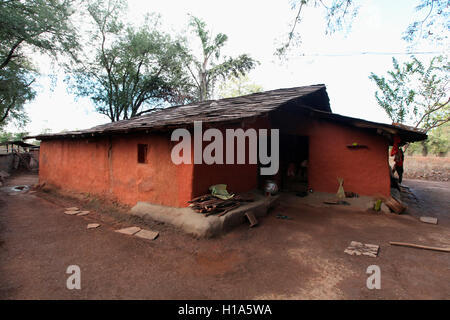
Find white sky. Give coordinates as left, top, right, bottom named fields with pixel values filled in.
left=8, top=0, right=446, bottom=135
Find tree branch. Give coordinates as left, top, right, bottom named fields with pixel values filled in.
left=415, top=96, right=450, bottom=129
left=0, top=96, right=17, bottom=123
left=0, top=39, right=24, bottom=70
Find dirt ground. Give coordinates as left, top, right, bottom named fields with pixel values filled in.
left=0, top=173, right=449, bottom=300
left=402, top=179, right=450, bottom=227
left=391, top=156, right=450, bottom=182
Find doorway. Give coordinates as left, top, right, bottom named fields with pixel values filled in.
left=279, top=134, right=309, bottom=192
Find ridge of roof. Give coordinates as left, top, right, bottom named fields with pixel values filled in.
left=25, top=83, right=427, bottom=143
left=28, top=84, right=330, bottom=140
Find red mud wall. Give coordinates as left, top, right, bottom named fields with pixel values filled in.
left=39, top=138, right=110, bottom=195
left=307, top=120, right=391, bottom=197
left=191, top=114, right=390, bottom=198
left=193, top=162, right=258, bottom=197
left=39, top=133, right=194, bottom=207
left=192, top=118, right=270, bottom=197
left=39, top=115, right=390, bottom=207
left=270, top=110, right=391, bottom=197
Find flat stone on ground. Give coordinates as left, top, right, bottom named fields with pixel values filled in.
left=344, top=241, right=379, bottom=257
left=115, top=226, right=141, bottom=235
left=420, top=216, right=438, bottom=224
left=135, top=229, right=159, bottom=240
left=66, top=207, right=79, bottom=211
left=87, top=223, right=100, bottom=229
left=77, top=211, right=90, bottom=216
left=64, top=210, right=80, bottom=215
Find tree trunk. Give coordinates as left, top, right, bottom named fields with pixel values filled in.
left=421, top=141, right=428, bottom=156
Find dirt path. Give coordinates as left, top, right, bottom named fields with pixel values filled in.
left=0, top=173, right=449, bottom=299
left=402, top=179, right=450, bottom=227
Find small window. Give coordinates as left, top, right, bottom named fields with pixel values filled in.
left=137, top=144, right=148, bottom=164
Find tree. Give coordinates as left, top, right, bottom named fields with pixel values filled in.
left=369, top=56, right=449, bottom=133
left=0, top=131, right=30, bottom=143
left=67, top=0, right=194, bottom=122
left=217, top=75, right=263, bottom=99
left=407, top=123, right=449, bottom=156
left=278, top=0, right=449, bottom=56
left=0, top=0, right=78, bottom=70
left=0, top=0, right=79, bottom=127
left=426, top=123, right=449, bottom=155
left=186, top=16, right=259, bottom=101
left=0, top=61, right=36, bottom=128
left=403, top=0, right=450, bottom=45
left=277, top=0, right=358, bottom=56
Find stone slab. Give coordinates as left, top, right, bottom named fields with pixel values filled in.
left=420, top=216, right=438, bottom=224
left=135, top=229, right=159, bottom=240
left=115, top=226, right=141, bottom=235
left=87, top=223, right=100, bottom=229
left=65, top=210, right=80, bottom=215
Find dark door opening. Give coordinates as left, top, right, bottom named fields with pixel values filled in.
left=279, top=135, right=309, bottom=192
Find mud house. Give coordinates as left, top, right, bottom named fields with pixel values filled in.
left=29, top=85, right=426, bottom=208
left=0, top=140, right=40, bottom=172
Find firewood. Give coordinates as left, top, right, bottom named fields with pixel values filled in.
left=189, top=193, right=245, bottom=217
left=187, top=194, right=213, bottom=203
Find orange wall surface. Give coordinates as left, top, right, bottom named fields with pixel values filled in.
left=193, top=162, right=258, bottom=197
left=40, top=138, right=111, bottom=195
left=270, top=111, right=391, bottom=197
left=306, top=120, right=391, bottom=197
left=39, top=116, right=391, bottom=208
left=192, top=118, right=270, bottom=197
left=39, top=133, right=194, bottom=207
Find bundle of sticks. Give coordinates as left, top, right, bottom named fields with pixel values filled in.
left=188, top=193, right=254, bottom=217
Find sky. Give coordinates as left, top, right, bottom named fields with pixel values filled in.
left=7, top=0, right=446, bottom=135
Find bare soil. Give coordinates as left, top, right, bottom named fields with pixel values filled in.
left=392, top=156, right=450, bottom=182
left=401, top=179, right=450, bottom=227
left=0, top=173, right=449, bottom=299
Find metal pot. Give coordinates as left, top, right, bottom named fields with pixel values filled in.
left=264, top=180, right=278, bottom=195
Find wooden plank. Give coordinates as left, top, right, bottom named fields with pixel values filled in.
left=389, top=241, right=450, bottom=253
left=245, top=211, right=258, bottom=228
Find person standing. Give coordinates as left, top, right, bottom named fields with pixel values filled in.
left=393, top=148, right=404, bottom=184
